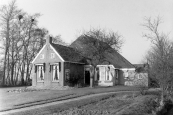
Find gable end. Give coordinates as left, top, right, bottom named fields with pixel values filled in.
left=50, top=44, right=65, bottom=62
left=31, top=44, right=47, bottom=63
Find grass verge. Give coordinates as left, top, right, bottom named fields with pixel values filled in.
left=9, top=92, right=137, bottom=115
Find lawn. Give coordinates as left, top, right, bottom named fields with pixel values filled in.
left=0, top=85, right=139, bottom=111
left=9, top=91, right=160, bottom=115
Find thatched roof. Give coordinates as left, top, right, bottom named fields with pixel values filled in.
left=51, top=43, right=86, bottom=63
left=70, top=36, right=134, bottom=68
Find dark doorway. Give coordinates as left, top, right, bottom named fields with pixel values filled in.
left=85, top=71, right=90, bottom=86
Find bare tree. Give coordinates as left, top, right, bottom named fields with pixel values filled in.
left=142, top=16, right=173, bottom=107
left=0, top=0, right=21, bottom=85
left=83, top=28, right=124, bottom=51
left=0, top=0, right=48, bottom=86
left=52, top=35, right=68, bottom=46
left=72, top=28, right=124, bottom=87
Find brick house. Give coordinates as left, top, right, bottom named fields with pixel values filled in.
left=31, top=36, right=86, bottom=88
left=31, top=36, right=148, bottom=88
left=70, top=36, right=136, bottom=86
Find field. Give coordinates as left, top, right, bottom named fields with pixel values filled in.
left=0, top=86, right=139, bottom=111
left=10, top=91, right=160, bottom=115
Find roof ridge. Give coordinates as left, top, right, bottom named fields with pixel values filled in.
left=51, top=42, right=86, bottom=63
left=70, top=36, right=135, bottom=68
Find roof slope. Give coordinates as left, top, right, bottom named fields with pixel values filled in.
left=70, top=36, right=134, bottom=68
left=51, top=43, right=85, bottom=63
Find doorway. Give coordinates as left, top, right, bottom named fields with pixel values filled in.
left=85, top=70, right=90, bottom=86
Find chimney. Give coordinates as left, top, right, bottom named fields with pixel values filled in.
left=46, top=35, right=52, bottom=44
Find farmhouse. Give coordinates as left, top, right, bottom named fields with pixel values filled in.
left=31, top=36, right=86, bottom=88
left=31, top=35, right=148, bottom=88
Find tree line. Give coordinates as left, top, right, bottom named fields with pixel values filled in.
left=142, top=17, right=173, bottom=109
left=0, top=0, right=66, bottom=86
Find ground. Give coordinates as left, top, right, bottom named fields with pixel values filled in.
left=58, top=94, right=158, bottom=115
left=8, top=91, right=159, bottom=115
left=0, top=86, right=162, bottom=115
left=0, top=86, right=139, bottom=111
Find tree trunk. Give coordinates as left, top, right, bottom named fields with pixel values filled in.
left=10, top=36, right=15, bottom=85
left=90, top=66, right=95, bottom=88
left=2, top=21, right=10, bottom=86
left=11, top=62, right=14, bottom=85
left=2, top=46, right=7, bottom=86
left=7, top=50, right=10, bottom=85
left=26, top=63, right=30, bottom=84
left=21, top=64, right=25, bottom=85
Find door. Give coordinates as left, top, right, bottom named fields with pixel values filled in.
left=85, top=70, right=90, bottom=86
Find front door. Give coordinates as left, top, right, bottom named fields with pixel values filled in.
left=85, top=70, right=90, bottom=86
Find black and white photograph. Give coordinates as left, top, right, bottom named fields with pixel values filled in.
left=0, top=0, right=173, bottom=114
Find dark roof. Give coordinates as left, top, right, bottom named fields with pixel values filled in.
left=51, top=43, right=86, bottom=63
left=70, top=36, right=134, bottom=68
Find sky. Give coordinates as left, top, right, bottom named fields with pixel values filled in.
left=0, top=0, right=173, bottom=64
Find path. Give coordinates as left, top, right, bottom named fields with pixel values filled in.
left=0, top=90, right=138, bottom=115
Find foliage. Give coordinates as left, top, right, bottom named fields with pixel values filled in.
left=142, top=16, right=173, bottom=107
left=83, top=28, right=124, bottom=51
left=66, top=72, right=84, bottom=87
left=52, top=35, right=68, bottom=46
left=0, top=0, right=48, bottom=86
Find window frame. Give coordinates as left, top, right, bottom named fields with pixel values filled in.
left=99, top=66, right=106, bottom=81
left=36, top=64, right=44, bottom=82
left=65, top=69, right=70, bottom=81
left=138, top=74, right=142, bottom=79
left=40, top=54, right=44, bottom=59
left=51, top=53, right=55, bottom=59
left=51, top=63, right=60, bottom=82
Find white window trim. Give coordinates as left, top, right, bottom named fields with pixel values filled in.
left=36, top=64, right=44, bottom=82
left=99, top=66, right=106, bottom=81
left=97, top=65, right=115, bottom=69
left=105, top=70, right=109, bottom=81
left=40, top=54, right=44, bottom=59
left=51, top=64, right=60, bottom=82
left=51, top=53, right=55, bottom=59
left=105, top=70, right=112, bottom=81
left=35, top=64, right=44, bottom=65
left=98, top=65, right=114, bottom=81
left=120, top=68, right=135, bottom=71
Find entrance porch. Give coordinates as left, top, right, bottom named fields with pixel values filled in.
left=84, top=65, right=119, bottom=86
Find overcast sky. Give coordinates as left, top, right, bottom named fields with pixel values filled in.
left=1, top=0, right=173, bottom=64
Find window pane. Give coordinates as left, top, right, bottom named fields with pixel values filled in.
left=52, top=64, right=59, bottom=81
left=37, top=65, right=44, bottom=81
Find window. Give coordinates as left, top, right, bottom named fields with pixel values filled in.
left=40, top=54, right=44, bottom=59
left=52, top=64, right=59, bottom=81
left=124, top=71, right=129, bottom=79
left=51, top=53, right=55, bottom=59
left=37, top=65, right=44, bottom=81
left=65, top=69, right=70, bottom=80
left=138, top=74, right=142, bottom=79
left=99, top=66, right=106, bottom=81
left=106, top=70, right=113, bottom=81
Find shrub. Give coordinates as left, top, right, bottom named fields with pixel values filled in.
left=66, top=73, right=83, bottom=87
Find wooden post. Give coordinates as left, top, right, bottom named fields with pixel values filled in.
left=90, top=66, right=94, bottom=88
